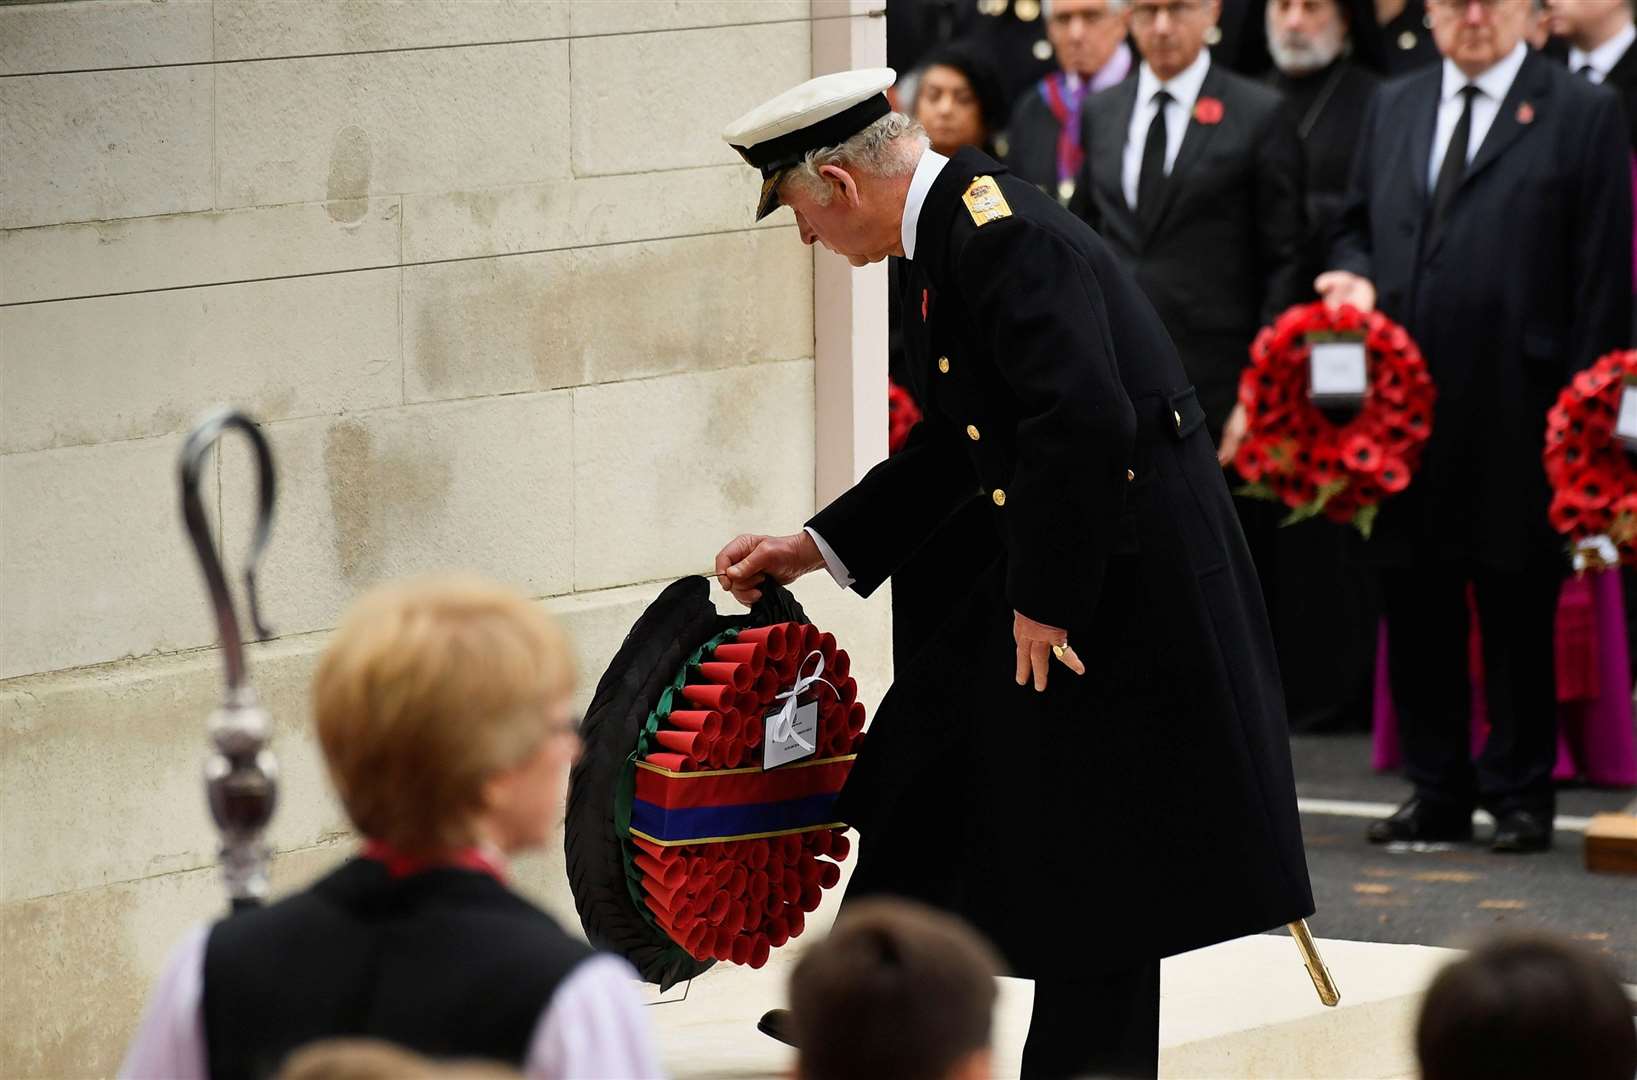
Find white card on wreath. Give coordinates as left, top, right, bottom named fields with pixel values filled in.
left=763, top=700, right=819, bottom=770
left=1616, top=383, right=1637, bottom=448
left=1309, top=340, right=1368, bottom=401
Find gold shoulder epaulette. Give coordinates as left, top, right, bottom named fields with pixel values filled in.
left=962, top=175, right=1012, bottom=226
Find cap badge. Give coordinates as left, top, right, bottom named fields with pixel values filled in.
left=962, top=175, right=1013, bottom=226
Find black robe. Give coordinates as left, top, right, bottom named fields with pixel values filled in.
left=815, top=148, right=1315, bottom=979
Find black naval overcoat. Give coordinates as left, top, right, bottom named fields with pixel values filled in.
left=813, top=148, right=1314, bottom=980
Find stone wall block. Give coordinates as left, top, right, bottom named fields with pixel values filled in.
left=403, top=228, right=810, bottom=403
left=400, top=164, right=774, bottom=265
left=219, top=395, right=575, bottom=640
left=0, top=68, right=213, bottom=230
left=570, top=23, right=809, bottom=176
left=0, top=0, right=213, bottom=76
left=215, top=0, right=570, bottom=61
left=573, top=359, right=814, bottom=590
left=1, top=269, right=402, bottom=454
left=216, top=42, right=569, bottom=210
left=0, top=198, right=401, bottom=306
left=0, top=635, right=347, bottom=905
left=570, top=0, right=807, bottom=36
left=0, top=437, right=221, bottom=680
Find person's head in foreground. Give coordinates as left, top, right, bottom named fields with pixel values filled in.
left=1427, top=0, right=1530, bottom=76
left=315, top=574, right=580, bottom=858
left=723, top=69, right=928, bottom=267
left=789, top=898, right=1004, bottom=1080
left=911, top=45, right=1008, bottom=157
left=1416, top=931, right=1637, bottom=1080
left=1129, top=0, right=1223, bottom=80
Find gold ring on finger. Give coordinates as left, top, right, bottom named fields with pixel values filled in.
left=1051, top=643, right=1068, bottom=661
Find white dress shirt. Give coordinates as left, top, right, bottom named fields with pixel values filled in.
left=1122, top=49, right=1213, bottom=210
left=1568, top=21, right=1635, bottom=84
left=118, top=925, right=665, bottom=1080
left=1427, top=41, right=1529, bottom=190
left=804, top=146, right=952, bottom=590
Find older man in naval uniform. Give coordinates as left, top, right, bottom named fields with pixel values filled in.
left=714, top=69, right=1314, bottom=1079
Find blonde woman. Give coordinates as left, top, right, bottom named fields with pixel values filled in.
left=121, top=577, right=661, bottom=1080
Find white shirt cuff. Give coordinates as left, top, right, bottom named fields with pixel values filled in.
left=803, top=526, right=855, bottom=590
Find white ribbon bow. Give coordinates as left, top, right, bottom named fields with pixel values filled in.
left=768, top=650, right=837, bottom=753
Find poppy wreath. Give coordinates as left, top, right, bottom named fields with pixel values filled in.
left=565, top=577, right=863, bottom=989
left=1542, top=349, right=1637, bottom=562
left=1234, top=302, right=1436, bottom=536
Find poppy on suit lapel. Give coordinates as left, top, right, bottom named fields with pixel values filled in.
left=1194, top=96, right=1225, bottom=125
left=1516, top=101, right=1535, bottom=125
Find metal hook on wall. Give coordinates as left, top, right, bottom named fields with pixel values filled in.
left=179, top=408, right=279, bottom=911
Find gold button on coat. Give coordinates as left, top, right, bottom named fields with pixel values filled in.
left=1174, top=409, right=1183, bottom=431
left=967, top=424, right=981, bottom=441
left=938, top=357, right=950, bottom=373
left=991, top=488, right=1007, bottom=507
left=1127, top=469, right=1136, bottom=481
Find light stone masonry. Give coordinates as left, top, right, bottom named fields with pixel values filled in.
left=401, top=164, right=777, bottom=264
left=214, top=0, right=570, bottom=61
left=570, top=21, right=810, bottom=176
left=573, top=359, right=816, bottom=591
left=403, top=227, right=812, bottom=402
left=218, top=394, right=577, bottom=641
left=0, top=0, right=213, bottom=76
left=215, top=41, right=570, bottom=210
left=568, top=0, right=808, bottom=35
left=0, top=197, right=402, bottom=306
left=1, top=269, right=402, bottom=454
left=0, top=437, right=222, bottom=681
left=0, top=67, right=214, bottom=230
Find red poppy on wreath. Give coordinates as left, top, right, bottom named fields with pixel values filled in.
left=1233, top=302, right=1435, bottom=536
left=1194, top=96, right=1224, bottom=124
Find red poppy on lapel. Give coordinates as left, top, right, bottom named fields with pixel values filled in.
left=1193, top=97, right=1224, bottom=125
left=921, top=288, right=929, bottom=321
left=1516, top=101, right=1535, bottom=125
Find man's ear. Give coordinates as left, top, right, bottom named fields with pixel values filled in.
left=817, top=164, right=863, bottom=208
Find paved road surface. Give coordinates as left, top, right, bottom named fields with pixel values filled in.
left=1288, top=734, right=1637, bottom=982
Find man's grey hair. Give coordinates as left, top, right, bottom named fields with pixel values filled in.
left=780, top=112, right=930, bottom=207
left=1043, top=0, right=1131, bottom=17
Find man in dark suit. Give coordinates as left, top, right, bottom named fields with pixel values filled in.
left=1323, top=0, right=1632, bottom=853
left=719, top=68, right=1314, bottom=1079
left=1073, top=0, right=1307, bottom=457
left=1547, top=0, right=1637, bottom=149
left=1005, top=0, right=1136, bottom=206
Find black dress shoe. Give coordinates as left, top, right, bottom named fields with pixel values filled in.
left=1491, top=809, right=1553, bottom=853
left=757, top=1008, right=796, bottom=1047
left=1366, top=798, right=1474, bottom=844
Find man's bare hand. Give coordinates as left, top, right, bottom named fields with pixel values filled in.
left=1218, top=401, right=1249, bottom=468
left=1014, top=611, right=1085, bottom=693
left=714, top=532, right=825, bottom=607
left=1313, top=270, right=1377, bottom=313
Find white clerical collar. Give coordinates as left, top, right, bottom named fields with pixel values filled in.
left=1135, top=48, right=1212, bottom=113
left=1440, top=40, right=1527, bottom=104
left=1570, top=21, right=1635, bottom=81
left=901, top=147, right=950, bottom=261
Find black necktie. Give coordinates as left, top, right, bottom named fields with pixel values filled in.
left=1137, top=89, right=1172, bottom=220
left=1430, top=84, right=1479, bottom=230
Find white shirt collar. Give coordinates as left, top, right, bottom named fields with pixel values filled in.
left=901, top=147, right=950, bottom=261
left=1135, top=48, right=1212, bottom=113
left=1569, top=21, right=1636, bottom=80
left=1439, top=40, right=1528, bottom=104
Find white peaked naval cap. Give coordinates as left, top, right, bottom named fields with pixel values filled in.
left=722, top=67, right=897, bottom=221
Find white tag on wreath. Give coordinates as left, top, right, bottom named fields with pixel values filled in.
left=1616, top=382, right=1637, bottom=450
left=1309, top=339, right=1368, bottom=405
